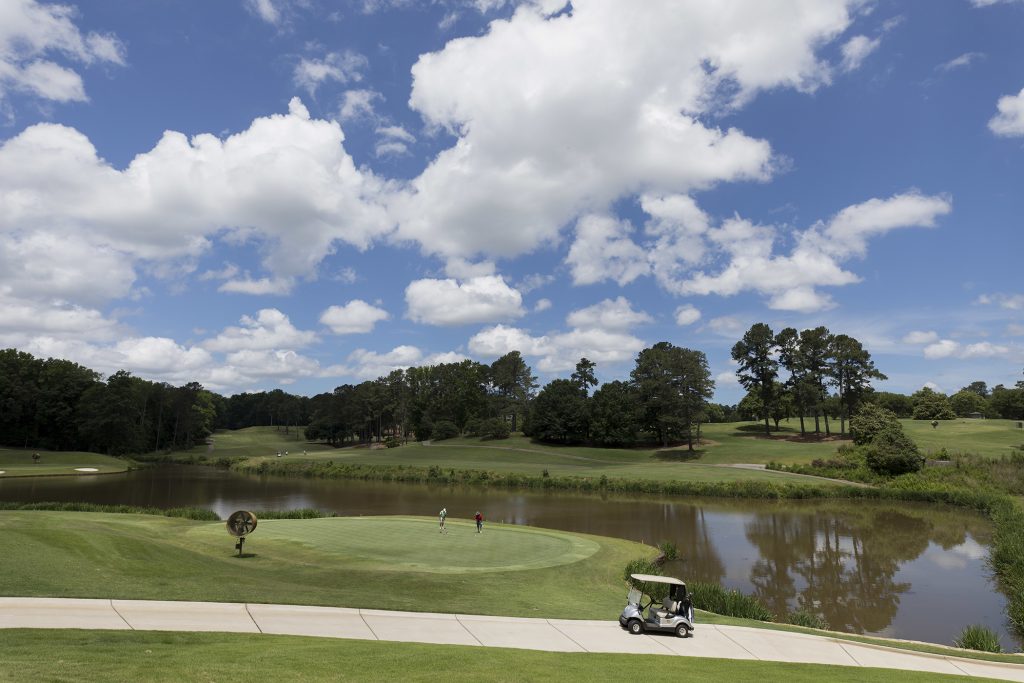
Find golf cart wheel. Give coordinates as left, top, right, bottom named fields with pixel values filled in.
left=627, top=619, right=644, bottom=635
left=675, top=623, right=691, bottom=638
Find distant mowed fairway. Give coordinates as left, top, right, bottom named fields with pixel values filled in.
left=901, top=418, right=1024, bottom=457
left=0, top=448, right=128, bottom=477
left=196, top=419, right=1024, bottom=485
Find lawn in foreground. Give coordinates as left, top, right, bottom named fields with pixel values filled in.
left=0, top=512, right=641, bottom=619
left=0, top=448, right=129, bottom=477
left=0, top=630, right=991, bottom=683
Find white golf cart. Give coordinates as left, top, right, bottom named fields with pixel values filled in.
left=619, top=573, right=694, bottom=637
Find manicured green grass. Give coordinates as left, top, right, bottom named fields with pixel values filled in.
left=0, top=512, right=642, bottom=619
left=191, top=425, right=335, bottom=459
left=0, top=448, right=129, bottom=477
left=175, top=419, right=1024, bottom=488
left=0, top=630, right=990, bottom=683
left=901, top=419, right=1024, bottom=457
left=186, top=516, right=600, bottom=573
left=3, top=510, right=1021, bottom=666
left=232, top=432, right=842, bottom=484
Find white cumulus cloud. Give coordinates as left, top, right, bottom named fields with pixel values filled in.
left=989, top=87, right=1024, bottom=137
left=392, top=1, right=854, bottom=264
left=0, top=98, right=392, bottom=303
left=840, top=35, right=880, bottom=72
left=565, top=297, right=652, bottom=332
left=468, top=296, right=651, bottom=372
left=203, top=308, right=317, bottom=352
left=675, top=305, right=701, bottom=326
left=405, top=275, right=525, bottom=326
left=0, top=0, right=125, bottom=105
left=923, top=339, right=960, bottom=359
left=294, top=51, right=367, bottom=96
left=903, top=330, right=939, bottom=345
left=320, top=300, right=390, bottom=334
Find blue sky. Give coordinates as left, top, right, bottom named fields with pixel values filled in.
left=0, top=0, right=1022, bottom=402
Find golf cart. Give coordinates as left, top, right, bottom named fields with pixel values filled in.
left=619, top=573, right=694, bottom=637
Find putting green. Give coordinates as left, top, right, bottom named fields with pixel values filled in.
left=188, top=516, right=599, bottom=574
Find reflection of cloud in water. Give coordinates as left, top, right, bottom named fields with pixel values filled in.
left=928, top=536, right=987, bottom=570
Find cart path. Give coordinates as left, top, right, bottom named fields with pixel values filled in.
left=1, top=598, right=1021, bottom=680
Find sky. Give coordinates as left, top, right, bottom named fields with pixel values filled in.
left=0, top=0, right=1022, bottom=403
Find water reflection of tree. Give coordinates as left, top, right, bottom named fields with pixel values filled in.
left=661, top=506, right=727, bottom=587
left=745, top=506, right=934, bottom=633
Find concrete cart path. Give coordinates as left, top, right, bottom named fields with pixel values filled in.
left=2, top=598, right=1024, bottom=681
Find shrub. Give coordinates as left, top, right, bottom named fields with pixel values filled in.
left=865, top=427, right=924, bottom=475
left=657, top=540, right=679, bottom=561
left=480, top=418, right=510, bottom=440
left=787, top=609, right=829, bottom=630
left=849, top=403, right=902, bottom=446
left=254, top=508, right=332, bottom=519
left=432, top=420, right=459, bottom=440
left=688, top=582, right=774, bottom=621
left=383, top=436, right=401, bottom=448
left=953, top=624, right=1002, bottom=652
left=414, top=421, right=433, bottom=441
left=464, top=418, right=482, bottom=437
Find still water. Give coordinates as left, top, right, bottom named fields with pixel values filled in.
left=0, top=466, right=1013, bottom=649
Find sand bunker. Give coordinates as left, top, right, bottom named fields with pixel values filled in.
left=74, top=467, right=100, bottom=472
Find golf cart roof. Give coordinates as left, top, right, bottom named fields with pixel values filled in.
left=630, top=573, right=685, bottom=586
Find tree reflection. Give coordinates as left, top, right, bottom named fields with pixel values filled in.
left=745, top=505, right=935, bottom=632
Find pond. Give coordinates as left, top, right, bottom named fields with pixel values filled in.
left=0, top=466, right=1013, bottom=650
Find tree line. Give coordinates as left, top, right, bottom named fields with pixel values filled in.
left=0, top=349, right=219, bottom=455
left=2, top=325, right=1020, bottom=455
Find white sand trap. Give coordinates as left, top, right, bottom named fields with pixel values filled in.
left=0, top=470, right=5, bottom=474
left=74, top=467, right=99, bottom=472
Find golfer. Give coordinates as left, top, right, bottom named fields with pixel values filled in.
left=439, top=507, right=448, bottom=534
left=474, top=511, right=483, bottom=533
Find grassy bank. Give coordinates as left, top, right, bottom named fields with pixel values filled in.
left=0, top=512, right=642, bottom=619
left=0, top=447, right=130, bottom=477
left=0, top=630, right=988, bottom=683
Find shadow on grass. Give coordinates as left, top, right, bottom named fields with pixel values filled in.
left=730, top=424, right=849, bottom=444
left=652, top=449, right=706, bottom=462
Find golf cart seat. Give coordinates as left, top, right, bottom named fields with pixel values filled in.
left=652, top=595, right=679, bottom=619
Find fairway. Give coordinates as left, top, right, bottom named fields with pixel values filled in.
left=0, top=448, right=129, bottom=477
left=901, top=419, right=1024, bottom=457
left=187, top=516, right=599, bottom=573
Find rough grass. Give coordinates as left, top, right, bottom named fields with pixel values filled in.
left=0, top=511, right=641, bottom=619
left=0, top=447, right=129, bottom=477
left=0, top=630, right=989, bottom=683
